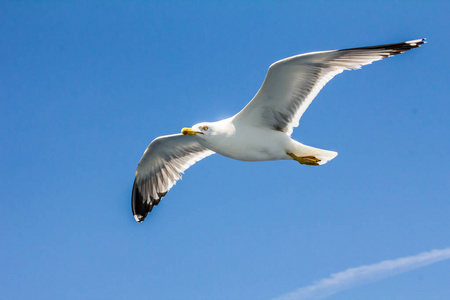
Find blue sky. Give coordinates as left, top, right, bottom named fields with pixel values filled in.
left=1, top=1, right=449, bottom=299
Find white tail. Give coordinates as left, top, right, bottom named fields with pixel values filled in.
left=292, top=141, right=338, bottom=165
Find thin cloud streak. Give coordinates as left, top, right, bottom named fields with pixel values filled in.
left=272, top=247, right=450, bottom=300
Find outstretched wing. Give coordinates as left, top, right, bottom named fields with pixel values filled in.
left=132, top=134, right=215, bottom=222
left=234, top=39, right=425, bottom=135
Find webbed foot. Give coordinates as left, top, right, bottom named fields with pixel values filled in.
left=287, top=152, right=321, bottom=166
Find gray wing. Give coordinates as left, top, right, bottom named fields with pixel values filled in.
left=234, top=39, right=425, bottom=135
left=132, top=134, right=215, bottom=222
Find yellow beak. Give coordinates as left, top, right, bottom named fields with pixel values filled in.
left=181, top=127, right=202, bottom=136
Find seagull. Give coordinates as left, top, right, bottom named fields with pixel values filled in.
left=132, top=38, right=425, bottom=222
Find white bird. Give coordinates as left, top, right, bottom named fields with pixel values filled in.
left=132, top=39, right=425, bottom=222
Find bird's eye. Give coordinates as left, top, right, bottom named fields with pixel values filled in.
left=202, top=126, right=209, bottom=131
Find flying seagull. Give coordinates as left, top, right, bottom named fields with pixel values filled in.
left=132, top=38, right=425, bottom=222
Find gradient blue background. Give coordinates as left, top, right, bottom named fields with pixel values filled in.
left=1, top=1, right=449, bottom=299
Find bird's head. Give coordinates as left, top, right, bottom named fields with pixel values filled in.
left=181, top=122, right=213, bottom=137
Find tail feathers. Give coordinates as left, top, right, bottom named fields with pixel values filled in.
left=293, top=144, right=338, bottom=165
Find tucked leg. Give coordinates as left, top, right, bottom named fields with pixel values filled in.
left=287, top=152, right=321, bottom=166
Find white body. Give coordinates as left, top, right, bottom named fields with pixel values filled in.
left=196, top=118, right=289, bottom=161
left=194, top=117, right=337, bottom=164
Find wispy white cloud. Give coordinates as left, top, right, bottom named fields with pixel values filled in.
left=272, top=247, right=450, bottom=300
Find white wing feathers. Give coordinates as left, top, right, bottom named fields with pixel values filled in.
left=132, top=134, right=214, bottom=222
left=234, top=39, right=425, bottom=135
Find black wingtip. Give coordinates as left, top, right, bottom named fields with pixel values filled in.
left=341, top=38, right=426, bottom=56
left=404, top=38, right=426, bottom=49
left=131, top=180, right=151, bottom=223
left=131, top=180, right=168, bottom=223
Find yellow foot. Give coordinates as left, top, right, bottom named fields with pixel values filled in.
left=287, top=153, right=321, bottom=166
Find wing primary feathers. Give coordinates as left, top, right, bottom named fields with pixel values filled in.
left=132, top=179, right=152, bottom=223
left=132, top=180, right=168, bottom=222
left=339, top=39, right=426, bottom=56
